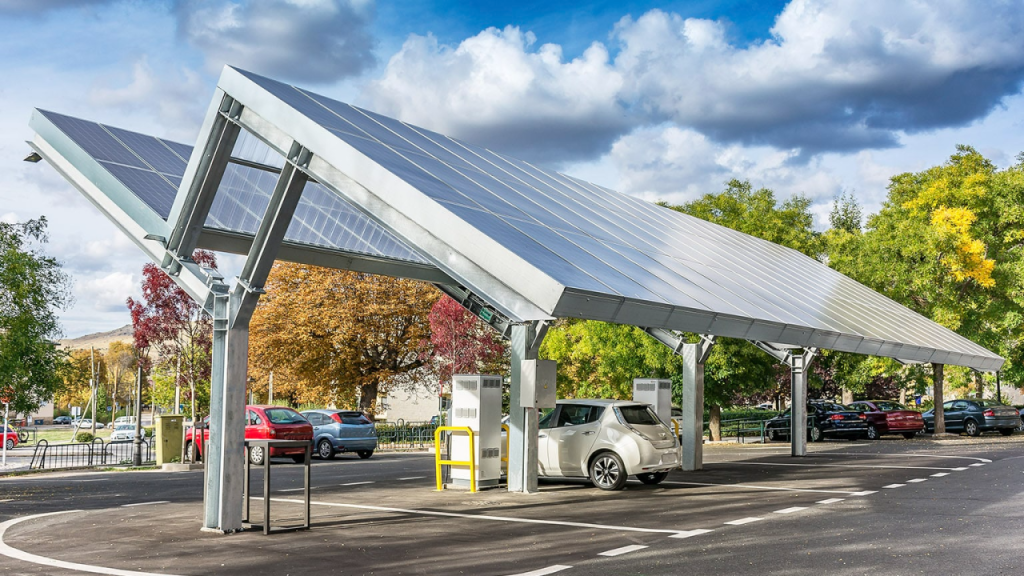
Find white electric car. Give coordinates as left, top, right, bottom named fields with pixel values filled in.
left=522, top=399, right=678, bottom=490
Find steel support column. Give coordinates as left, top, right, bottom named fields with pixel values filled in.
left=508, top=322, right=547, bottom=493
left=753, top=343, right=817, bottom=457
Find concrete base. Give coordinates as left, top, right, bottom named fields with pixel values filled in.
left=449, top=478, right=501, bottom=490
left=162, top=463, right=204, bottom=472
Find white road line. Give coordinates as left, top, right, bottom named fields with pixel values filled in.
left=73, top=479, right=104, bottom=482
left=0, top=500, right=11, bottom=503
left=599, top=545, right=648, bottom=557
left=821, top=452, right=992, bottom=463
left=273, top=498, right=690, bottom=535
left=952, top=467, right=969, bottom=471
left=906, top=479, right=927, bottom=483
left=816, top=498, right=844, bottom=504
left=969, top=463, right=986, bottom=467
left=931, top=473, right=949, bottom=477
left=506, top=565, right=573, bottom=576
left=719, top=461, right=961, bottom=471
left=883, top=484, right=906, bottom=489
left=660, top=480, right=863, bottom=495
left=340, top=481, right=374, bottom=486
left=669, top=529, right=714, bottom=539
left=851, top=491, right=877, bottom=496
left=120, top=501, right=169, bottom=507
left=724, top=517, right=762, bottom=526
left=0, top=511, right=183, bottom=576
left=398, top=477, right=425, bottom=481
left=773, top=507, right=807, bottom=514
left=277, top=487, right=310, bottom=492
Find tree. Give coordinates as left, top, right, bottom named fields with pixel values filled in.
left=127, top=250, right=217, bottom=417
left=0, top=217, right=71, bottom=419
left=425, top=295, right=508, bottom=402
left=105, top=341, right=136, bottom=413
left=249, top=263, right=439, bottom=413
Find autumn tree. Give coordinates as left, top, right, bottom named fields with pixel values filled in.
left=250, top=263, right=439, bottom=413
left=426, top=295, right=508, bottom=399
left=0, top=217, right=71, bottom=421
left=105, top=341, right=136, bottom=413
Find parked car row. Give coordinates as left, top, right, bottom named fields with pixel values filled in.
left=765, top=398, right=1021, bottom=441
left=185, top=405, right=378, bottom=465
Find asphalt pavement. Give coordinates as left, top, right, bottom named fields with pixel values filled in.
left=0, top=435, right=1021, bottom=575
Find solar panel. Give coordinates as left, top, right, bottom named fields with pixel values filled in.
left=219, top=68, right=1000, bottom=368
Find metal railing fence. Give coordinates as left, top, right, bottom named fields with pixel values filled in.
left=375, top=421, right=440, bottom=450
left=30, top=438, right=154, bottom=470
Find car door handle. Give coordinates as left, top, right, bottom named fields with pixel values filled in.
left=538, top=434, right=547, bottom=438
left=582, top=431, right=596, bottom=436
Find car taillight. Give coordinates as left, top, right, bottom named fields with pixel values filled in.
left=858, top=414, right=866, bottom=420
left=829, top=414, right=844, bottom=421
left=983, top=409, right=994, bottom=417
left=330, top=413, right=344, bottom=424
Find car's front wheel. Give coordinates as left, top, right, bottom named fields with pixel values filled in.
left=317, top=439, right=335, bottom=460
left=636, top=471, right=669, bottom=485
left=4, top=439, right=13, bottom=450
left=810, top=425, right=823, bottom=442
left=964, top=419, right=980, bottom=437
left=249, top=445, right=265, bottom=466
left=766, top=427, right=778, bottom=442
left=865, top=424, right=879, bottom=440
left=590, top=452, right=627, bottom=491
left=357, top=450, right=374, bottom=459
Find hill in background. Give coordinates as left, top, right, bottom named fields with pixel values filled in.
left=60, top=325, right=133, bottom=352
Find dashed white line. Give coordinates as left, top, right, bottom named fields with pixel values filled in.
left=599, top=545, right=648, bottom=557
left=931, top=473, right=949, bottom=477
left=506, top=565, right=572, bottom=576
left=669, top=529, right=714, bottom=539
left=724, top=517, right=762, bottom=526
left=883, top=484, right=906, bottom=489
left=851, top=491, right=877, bottom=496
left=969, top=463, right=985, bottom=467
left=120, top=501, right=169, bottom=507
left=0, top=500, right=11, bottom=504
left=906, top=479, right=927, bottom=483
left=721, top=461, right=962, bottom=471
left=816, top=498, right=844, bottom=504
left=277, top=487, right=310, bottom=492
left=660, top=480, right=863, bottom=495
left=340, top=481, right=374, bottom=486
left=773, top=507, right=807, bottom=514
left=952, top=467, right=969, bottom=471
left=398, top=477, right=425, bottom=481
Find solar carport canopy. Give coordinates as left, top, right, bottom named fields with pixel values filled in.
left=29, top=66, right=1002, bottom=372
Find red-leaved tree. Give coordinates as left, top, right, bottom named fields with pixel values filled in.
left=126, top=250, right=217, bottom=416
left=426, top=296, right=508, bottom=399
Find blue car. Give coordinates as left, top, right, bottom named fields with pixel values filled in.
left=922, top=399, right=1019, bottom=436
left=302, top=409, right=377, bottom=459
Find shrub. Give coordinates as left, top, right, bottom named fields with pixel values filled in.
left=75, top=432, right=95, bottom=443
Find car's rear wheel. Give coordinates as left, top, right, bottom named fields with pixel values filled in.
left=999, top=428, right=1014, bottom=436
left=865, top=424, right=879, bottom=440
left=964, top=419, right=980, bottom=437
left=357, top=450, right=374, bottom=459
left=590, top=452, right=627, bottom=491
left=810, top=425, right=823, bottom=442
left=185, top=441, right=196, bottom=462
left=317, top=439, right=335, bottom=460
left=902, top=432, right=917, bottom=439
left=766, top=427, right=778, bottom=442
left=4, top=439, right=13, bottom=450
left=249, top=445, right=265, bottom=466
left=636, top=471, right=669, bottom=485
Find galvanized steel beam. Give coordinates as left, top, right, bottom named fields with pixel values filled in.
left=753, top=342, right=817, bottom=457
left=508, top=322, right=545, bottom=493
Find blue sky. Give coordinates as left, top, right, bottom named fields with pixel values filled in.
left=1, top=0, right=1023, bottom=337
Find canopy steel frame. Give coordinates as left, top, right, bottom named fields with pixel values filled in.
left=753, top=342, right=818, bottom=457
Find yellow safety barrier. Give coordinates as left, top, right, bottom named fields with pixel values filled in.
left=500, top=423, right=510, bottom=473
left=434, top=426, right=477, bottom=493
left=673, top=419, right=680, bottom=437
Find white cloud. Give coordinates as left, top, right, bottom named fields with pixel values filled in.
left=174, top=0, right=377, bottom=83
left=364, top=26, right=629, bottom=165
left=0, top=212, right=17, bottom=224
left=76, top=271, right=138, bottom=314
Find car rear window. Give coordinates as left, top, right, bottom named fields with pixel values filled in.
left=976, top=399, right=1005, bottom=408
left=339, top=412, right=371, bottom=425
left=874, top=401, right=908, bottom=411
left=617, top=405, right=661, bottom=426
left=264, top=408, right=308, bottom=424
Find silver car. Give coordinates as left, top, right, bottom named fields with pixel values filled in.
left=537, top=399, right=679, bottom=490
left=109, top=424, right=137, bottom=441
left=302, top=409, right=377, bottom=459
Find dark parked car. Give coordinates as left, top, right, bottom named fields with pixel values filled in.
left=301, top=409, right=377, bottom=459
left=922, top=399, right=1020, bottom=436
left=848, top=400, right=924, bottom=439
left=765, top=401, right=868, bottom=442
left=53, top=416, right=72, bottom=425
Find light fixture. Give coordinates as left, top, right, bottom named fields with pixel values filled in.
left=23, top=151, right=42, bottom=163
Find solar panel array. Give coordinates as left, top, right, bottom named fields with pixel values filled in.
left=228, top=68, right=998, bottom=363
left=38, top=110, right=428, bottom=265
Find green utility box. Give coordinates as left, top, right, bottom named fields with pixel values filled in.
left=155, top=414, right=184, bottom=465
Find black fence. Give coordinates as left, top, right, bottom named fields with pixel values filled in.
left=375, top=421, right=439, bottom=450
left=30, top=438, right=154, bottom=470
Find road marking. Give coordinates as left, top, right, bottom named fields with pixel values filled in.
left=906, top=479, right=927, bottom=483
left=398, top=476, right=425, bottom=481
left=931, top=473, right=949, bottom=477
left=120, top=501, right=169, bottom=507
left=817, top=498, right=844, bottom=504
left=850, top=491, right=877, bottom=496
left=0, top=511, right=183, bottom=576
left=668, top=529, right=714, bottom=539
left=599, top=545, right=648, bottom=557
left=660, top=480, right=863, bottom=495
left=506, top=566, right=572, bottom=576
left=340, top=481, right=374, bottom=486
left=0, top=500, right=11, bottom=503
left=73, top=479, right=105, bottom=482
left=720, top=461, right=961, bottom=471
left=822, top=452, right=991, bottom=463
left=883, top=484, right=905, bottom=488
left=277, top=487, right=311, bottom=492
left=272, top=498, right=690, bottom=536
left=724, top=517, right=762, bottom=526
left=969, top=463, right=985, bottom=467
left=952, top=467, right=969, bottom=471
left=773, top=507, right=807, bottom=514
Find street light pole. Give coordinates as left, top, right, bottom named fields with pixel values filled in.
left=2, top=401, right=9, bottom=467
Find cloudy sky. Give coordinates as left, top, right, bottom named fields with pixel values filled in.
left=2, top=0, right=1023, bottom=337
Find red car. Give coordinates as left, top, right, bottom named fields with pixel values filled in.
left=3, top=425, right=18, bottom=450
left=185, top=405, right=313, bottom=465
left=848, top=400, right=925, bottom=439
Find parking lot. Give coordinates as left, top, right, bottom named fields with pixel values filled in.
left=1, top=435, right=1023, bottom=576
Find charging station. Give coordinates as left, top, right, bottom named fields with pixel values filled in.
left=450, top=374, right=503, bottom=489
left=633, top=378, right=672, bottom=424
